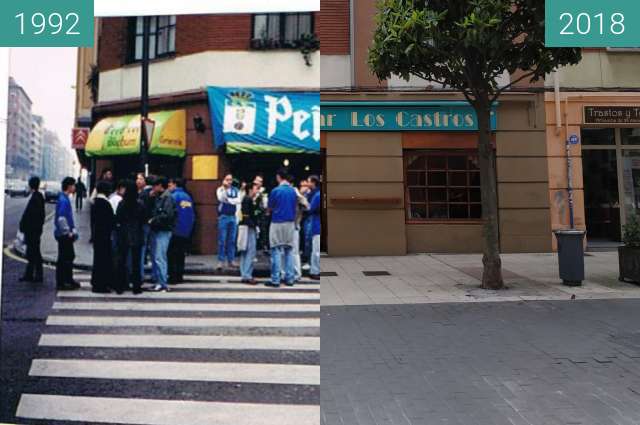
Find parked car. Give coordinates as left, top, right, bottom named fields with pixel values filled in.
left=5, top=179, right=28, bottom=197
left=44, top=181, right=61, bottom=203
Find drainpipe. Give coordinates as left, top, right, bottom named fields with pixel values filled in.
left=349, top=0, right=355, bottom=88
left=554, top=71, right=562, bottom=135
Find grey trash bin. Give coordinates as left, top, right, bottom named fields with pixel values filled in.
left=553, top=230, right=586, bottom=286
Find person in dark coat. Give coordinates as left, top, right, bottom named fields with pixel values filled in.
left=90, top=180, right=115, bottom=293
left=115, top=180, right=145, bottom=295
left=75, top=178, right=86, bottom=212
left=168, top=177, right=195, bottom=285
left=19, top=176, right=45, bottom=283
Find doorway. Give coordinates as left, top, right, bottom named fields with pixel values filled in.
left=227, top=154, right=321, bottom=190
left=583, top=149, right=620, bottom=242
left=582, top=127, right=640, bottom=246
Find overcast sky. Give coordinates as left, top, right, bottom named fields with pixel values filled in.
left=9, top=48, right=77, bottom=149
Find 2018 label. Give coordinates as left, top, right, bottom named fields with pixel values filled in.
left=559, top=12, right=625, bottom=36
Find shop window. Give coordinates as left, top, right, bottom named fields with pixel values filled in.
left=621, top=128, right=640, bottom=145
left=581, top=128, right=615, bottom=145
left=128, top=16, right=176, bottom=63
left=251, top=13, right=314, bottom=48
left=405, top=151, right=482, bottom=220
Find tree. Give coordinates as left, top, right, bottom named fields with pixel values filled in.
left=368, top=0, right=581, bottom=289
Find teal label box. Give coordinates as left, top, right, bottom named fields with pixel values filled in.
left=546, top=0, right=640, bottom=47
left=0, top=0, right=93, bottom=47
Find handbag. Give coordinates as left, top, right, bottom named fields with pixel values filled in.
left=237, top=225, right=248, bottom=252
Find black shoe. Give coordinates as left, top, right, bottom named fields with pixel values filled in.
left=264, top=282, right=280, bottom=288
left=132, top=288, right=143, bottom=295
left=57, top=283, right=79, bottom=291
left=91, top=288, right=111, bottom=294
left=309, top=274, right=320, bottom=281
left=285, top=282, right=295, bottom=287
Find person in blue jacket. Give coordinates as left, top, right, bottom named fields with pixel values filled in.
left=55, top=177, right=80, bottom=290
left=168, top=177, right=195, bottom=284
left=308, top=175, right=321, bottom=280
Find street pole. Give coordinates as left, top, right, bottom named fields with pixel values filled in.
left=140, top=16, right=150, bottom=176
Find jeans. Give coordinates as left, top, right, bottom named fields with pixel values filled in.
left=311, top=234, right=321, bottom=276
left=218, top=214, right=237, bottom=263
left=292, top=228, right=302, bottom=280
left=56, top=237, right=75, bottom=287
left=303, top=218, right=313, bottom=262
left=239, top=227, right=257, bottom=280
left=153, top=230, right=171, bottom=288
left=271, top=244, right=294, bottom=285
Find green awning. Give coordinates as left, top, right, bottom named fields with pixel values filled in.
left=86, top=110, right=186, bottom=157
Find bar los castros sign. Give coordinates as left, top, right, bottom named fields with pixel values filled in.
left=321, top=101, right=497, bottom=132
left=584, top=106, right=640, bottom=125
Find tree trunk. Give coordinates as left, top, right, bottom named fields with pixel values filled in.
left=475, top=99, right=504, bottom=290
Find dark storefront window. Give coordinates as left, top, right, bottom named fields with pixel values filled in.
left=252, top=13, right=314, bottom=47
left=128, top=16, right=176, bottom=62
left=405, top=151, right=482, bottom=220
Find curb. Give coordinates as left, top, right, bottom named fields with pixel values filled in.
left=9, top=243, right=277, bottom=278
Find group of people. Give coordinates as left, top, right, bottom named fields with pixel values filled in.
left=88, top=170, right=195, bottom=293
left=54, top=170, right=195, bottom=294
left=217, top=168, right=321, bottom=287
left=18, top=166, right=321, bottom=292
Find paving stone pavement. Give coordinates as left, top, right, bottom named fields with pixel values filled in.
left=321, top=299, right=640, bottom=425
left=321, top=252, right=636, bottom=306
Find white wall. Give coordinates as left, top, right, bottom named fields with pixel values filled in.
left=546, top=51, right=640, bottom=88
left=388, top=70, right=511, bottom=90
left=99, top=50, right=320, bottom=103
left=321, top=55, right=351, bottom=89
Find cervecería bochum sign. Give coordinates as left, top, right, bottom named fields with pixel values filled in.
left=320, top=101, right=497, bottom=131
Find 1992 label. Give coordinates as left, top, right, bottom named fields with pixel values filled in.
left=15, top=12, right=81, bottom=36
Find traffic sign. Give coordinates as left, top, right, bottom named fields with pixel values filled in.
left=71, top=127, right=89, bottom=149
left=568, top=134, right=580, bottom=145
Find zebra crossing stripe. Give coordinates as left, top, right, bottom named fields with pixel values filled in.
left=29, top=359, right=319, bottom=385
left=53, top=301, right=320, bottom=312
left=16, top=394, right=320, bottom=425
left=39, top=333, right=320, bottom=351
left=46, top=315, right=320, bottom=328
left=58, top=290, right=319, bottom=300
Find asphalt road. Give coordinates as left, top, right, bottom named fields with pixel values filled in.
left=2, top=195, right=55, bottom=246
left=0, top=252, right=320, bottom=424
left=0, top=255, right=58, bottom=422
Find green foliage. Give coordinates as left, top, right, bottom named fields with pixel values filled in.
left=623, top=215, right=640, bottom=247
left=368, top=0, right=582, bottom=105
left=86, top=64, right=99, bottom=103
left=295, top=33, right=320, bottom=66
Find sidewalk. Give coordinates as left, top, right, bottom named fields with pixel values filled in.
left=14, top=205, right=272, bottom=276
left=321, top=251, right=639, bottom=305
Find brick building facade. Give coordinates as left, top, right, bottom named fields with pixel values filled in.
left=80, top=13, right=320, bottom=255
